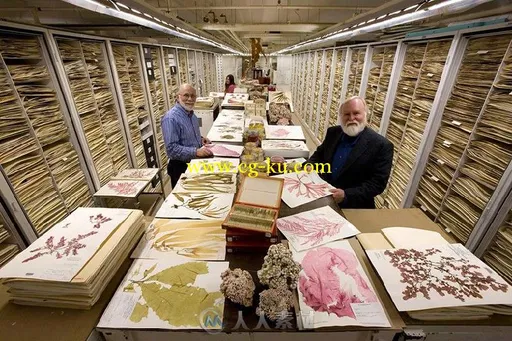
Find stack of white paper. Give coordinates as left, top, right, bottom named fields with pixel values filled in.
left=0, top=207, right=145, bottom=309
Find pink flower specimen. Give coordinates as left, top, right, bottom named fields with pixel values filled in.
left=277, top=216, right=341, bottom=246
left=107, top=181, right=139, bottom=195
left=22, top=231, right=98, bottom=263
left=284, top=174, right=331, bottom=198
left=205, top=144, right=240, bottom=157
left=272, top=128, right=291, bottom=137
left=385, top=248, right=508, bottom=302
left=89, top=214, right=112, bottom=229
left=123, top=169, right=153, bottom=179
left=299, top=247, right=377, bottom=318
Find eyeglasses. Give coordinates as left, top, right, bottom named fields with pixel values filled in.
left=179, top=93, right=197, bottom=99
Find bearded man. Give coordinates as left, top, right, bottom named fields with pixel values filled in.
left=162, top=83, right=212, bottom=188
left=304, top=96, right=393, bottom=208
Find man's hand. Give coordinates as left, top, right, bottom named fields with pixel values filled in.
left=330, top=188, right=345, bottom=204
left=201, top=137, right=211, bottom=146
left=196, top=146, right=213, bottom=158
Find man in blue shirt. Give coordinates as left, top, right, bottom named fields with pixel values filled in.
left=305, top=96, right=393, bottom=208
left=161, top=84, right=212, bottom=188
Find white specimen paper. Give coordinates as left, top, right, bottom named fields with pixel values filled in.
left=366, top=244, right=512, bottom=312
left=98, top=258, right=228, bottom=330
left=131, top=219, right=226, bottom=261
left=95, top=180, right=148, bottom=198
left=381, top=227, right=449, bottom=248
left=275, top=171, right=335, bottom=208
left=172, top=173, right=237, bottom=194
left=204, top=143, right=244, bottom=157
left=113, top=168, right=159, bottom=181
left=292, top=240, right=390, bottom=328
left=186, top=158, right=240, bottom=174
left=156, top=192, right=234, bottom=220
left=277, top=206, right=360, bottom=251
left=265, top=125, right=305, bottom=140
left=262, top=140, right=310, bottom=158
left=0, top=208, right=131, bottom=281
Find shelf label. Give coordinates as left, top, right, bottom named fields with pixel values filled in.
left=477, top=50, right=488, bottom=54
left=146, top=138, right=150, bottom=143
left=445, top=227, right=452, bottom=233
left=427, top=73, right=434, bottom=77
left=430, top=175, right=439, bottom=182
left=415, top=113, right=422, bottom=117
left=443, top=140, right=452, bottom=146
left=437, top=159, right=445, bottom=165
left=148, top=147, right=152, bottom=153
left=451, top=120, right=461, bottom=126
left=420, top=205, right=427, bottom=212
left=62, top=157, right=68, bottom=162
left=403, top=87, right=408, bottom=91
left=150, top=156, right=154, bottom=162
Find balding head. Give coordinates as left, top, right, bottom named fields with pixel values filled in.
left=338, top=96, right=368, bottom=137
left=177, top=83, right=197, bottom=111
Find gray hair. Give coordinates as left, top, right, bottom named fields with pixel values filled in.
left=338, top=96, right=368, bottom=115
left=178, top=83, right=196, bottom=94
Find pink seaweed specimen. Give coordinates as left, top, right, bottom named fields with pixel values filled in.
left=206, top=144, right=240, bottom=157
left=107, top=181, right=139, bottom=195
left=284, top=173, right=331, bottom=198
left=385, top=248, right=508, bottom=302
left=271, top=128, right=291, bottom=137
left=22, top=231, right=98, bottom=263
left=299, top=247, right=377, bottom=318
left=277, top=216, right=342, bottom=246
left=89, top=214, right=112, bottom=229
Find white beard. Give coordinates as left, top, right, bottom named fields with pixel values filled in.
left=341, top=121, right=365, bottom=136
left=178, top=99, right=194, bottom=111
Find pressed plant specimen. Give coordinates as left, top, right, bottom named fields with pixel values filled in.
left=178, top=173, right=235, bottom=193
left=385, top=248, right=509, bottom=302
left=107, top=181, right=140, bottom=195
left=171, top=193, right=230, bottom=218
left=283, top=173, right=331, bottom=198
left=22, top=231, right=98, bottom=263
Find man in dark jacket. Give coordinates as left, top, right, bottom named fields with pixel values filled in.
left=305, top=96, right=393, bottom=208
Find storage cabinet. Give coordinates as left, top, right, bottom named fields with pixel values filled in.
left=0, top=31, right=93, bottom=236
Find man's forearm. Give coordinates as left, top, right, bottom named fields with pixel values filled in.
left=168, top=144, right=197, bottom=162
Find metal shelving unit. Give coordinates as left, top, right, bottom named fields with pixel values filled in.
left=407, top=33, right=512, bottom=246
left=109, top=42, right=154, bottom=169
left=344, top=47, right=367, bottom=99
left=382, top=40, right=452, bottom=209
left=177, top=48, right=189, bottom=84
left=0, top=198, right=25, bottom=267
left=324, top=48, right=346, bottom=133
left=0, top=28, right=94, bottom=237
left=163, top=46, right=179, bottom=103
left=141, top=44, right=168, bottom=171
left=311, top=50, right=326, bottom=135
left=53, top=36, right=132, bottom=188
left=306, top=50, right=321, bottom=128
left=363, top=45, right=397, bottom=132
left=316, top=49, right=334, bottom=140
left=187, top=49, right=197, bottom=88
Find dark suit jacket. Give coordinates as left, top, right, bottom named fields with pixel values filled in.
left=306, top=126, right=393, bottom=209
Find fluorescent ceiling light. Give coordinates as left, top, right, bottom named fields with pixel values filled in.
left=143, top=13, right=151, bottom=18
left=406, top=5, right=418, bottom=11
left=131, top=8, right=141, bottom=14
left=277, top=0, right=490, bottom=54
left=116, top=2, right=129, bottom=10
left=64, top=0, right=242, bottom=54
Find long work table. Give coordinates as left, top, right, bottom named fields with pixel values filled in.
left=1, top=201, right=511, bottom=341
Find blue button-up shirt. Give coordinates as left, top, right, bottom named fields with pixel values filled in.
left=161, top=103, right=202, bottom=162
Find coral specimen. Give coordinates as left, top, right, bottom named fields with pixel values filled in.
left=220, top=268, right=255, bottom=307
left=268, top=103, right=292, bottom=124
left=299, top=246, right=377, bottom=318
left=256, top=287, right=293, bottom=321
left=257, top=243, right=301, bottom=289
